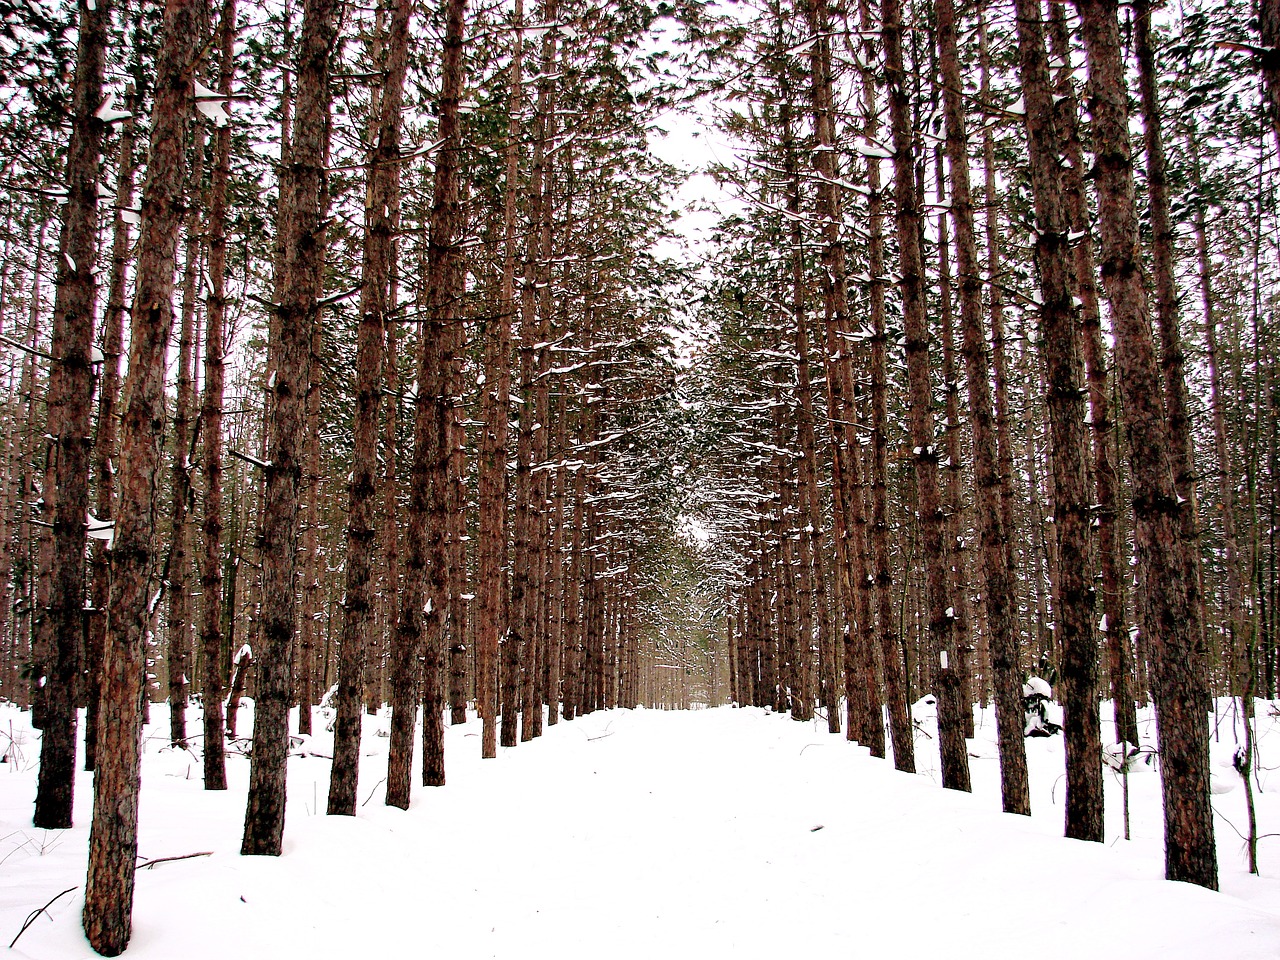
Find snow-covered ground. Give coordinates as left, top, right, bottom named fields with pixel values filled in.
left=1, top=696, right=1278, bottom=958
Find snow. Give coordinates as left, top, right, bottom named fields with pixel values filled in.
left=94, top=95, right=130, bottom=123
left=1023, top=676, right=1053, bottom=699
left=1, top=699, right=1279, bottom=959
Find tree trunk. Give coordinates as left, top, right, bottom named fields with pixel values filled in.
left=1010, top=0, right=1102, bottom=841
left=199, top=0, right=235, bottom=789
left=883, top=0, right=969, bottom=791
left=498, top=0, right=527, bottom=750
left=329, top=0, right=408, bottom=817
left=934, top=154, right=975, bottom=740
left=1134, top=0, right=1206, bottom=696
left=935, top=0, right=1028, bottom=812
left=978, top=6, right=1020, bottom=620
left=86, top=77, right=138, bottom=774
left=387, top=0, right=462, bottom=803
left=33, top=0, right=107, bottom=831
left=166, top=128, right=205, bottom=749
left=242, top=0, right=339, bottom=855
left=806, top=0, right=878, bottom=749
left=296, top=315, right=323, bottom=737
left=1074, top=0, right=1216, bottom=887
left=1044, top=1, right=1137, bottom=748
left=477, top=5, right=517, bottom=755
left=446, top=303, right=470, bottom=726
left=855, top=0, right=913, bottom=769
left=82, top=0, right=196, bottom=945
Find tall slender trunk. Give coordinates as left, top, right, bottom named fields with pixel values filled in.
left=387, top=0, right=463, bottom=803
left=499, top=1, right=527, bottom=749
left=806, top=0, right=878, bottom=749
left=477, top=5, right=519, bottom=755
left=242, top=0, right=339, bottom=855
left=1011, top=0, right=1101, bottom=842
left=1134, top=0, right=1206, bottom=691
left=296, top=317, right=323, bottom=736
left=1045, top=1, right=1136, bottom=747
left=884, top=0, right=969, bottom=790
left=523, top=2, right=559, bottom=739
left=446, top=305, right=470, bottom=725
left=933, top=153, right=975, bottom=739
left=378, top=306, right=399, bottom=719
left=934, top=0, right=1029, bottom=812
left=784, top=109, right=825, bottom=727
left=33, top=0, right=108, bottom=830
left=856, top=0, right=913, bottom=769
left=86, top=77, right=139, bottom=773
left=199, top=0, right=235, bottom=789
left=167, top=128, right=205, bottom=749
left=329, top=0, right=408, bottom=817
left=978, top=7, right=1019, bottom=606
left=562, top=446, right=585, bottom=722
left=83, top=0, right=197, bottom=945
left=545, top=394, right=567, bottom=725
left=1074, top=0, right=1216, bottom=887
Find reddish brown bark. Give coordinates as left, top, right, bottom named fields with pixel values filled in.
left=242, top=0, right=339, bottom=855
left=166, top=128, right=204, bottom=750
left=935, top=0, right=1027, bottom=811
left=330, top=0, right=409, bottom=817
left=199, top=0, right=235, bottom=790
left=884, top=0, right=969, bottom=791
left=387, top=0, right=463, bottom=801
left=33, top=0, right=107, bottom=830
left=1011, top=0, right=1102, bottom=842
left=1075, top=0, right=1216, bottom=886
left=83, top=0, right=196, bottom=944
left=86, top=76, right=138, bottom=774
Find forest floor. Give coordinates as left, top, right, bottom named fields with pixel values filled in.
left=1, top=695, right=1279, bottom=959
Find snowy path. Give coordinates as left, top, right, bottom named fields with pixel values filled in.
left=3, top=704, right=1280, bottom=958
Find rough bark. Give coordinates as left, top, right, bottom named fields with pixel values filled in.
left=86, top=77, right=138, bottom=774
left=296, top=316, right=323, bottom=738
left=935, top=0, right=1027, bottom=812
left=1045, top=1, right=1137, bottom=748
left=166, top=128, right=204, bottom=749
left=977, top=7, right=1020, bottom=608
left=856, top=0, right=914, bottom=770
left=1134, top=0, right=1206, bottom=692
left=330, top=0, right=408, bottom=817
left=1011, top=0, right=1102, bottom=842
left=199, top=0, right=235, bottom=790
left=82, top=0, right=196, bottom=946
left=934, top=158, right=975, bottom=740
left=498, top=0, right=527, bottom=749
left=477, top=7, right=517, bottom=753
left=446, top=303, right=470, bottom=726
left=806, top=0, right=879, bottom=750
left=387, top=0, right=463, bottom=803
left=33, top=0, right=107, bottom=830
left=884, top=0, right=969, bottom=791
left=242, top=0, right=338, bottom=855
left=1075, top=0, right=1217, bottom=887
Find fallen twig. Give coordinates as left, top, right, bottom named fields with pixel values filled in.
left=137, top=850, right=213, bottom=870
left=9, top=886, right=76, bottom=949
left=362, top=776, right=387, bottom=807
